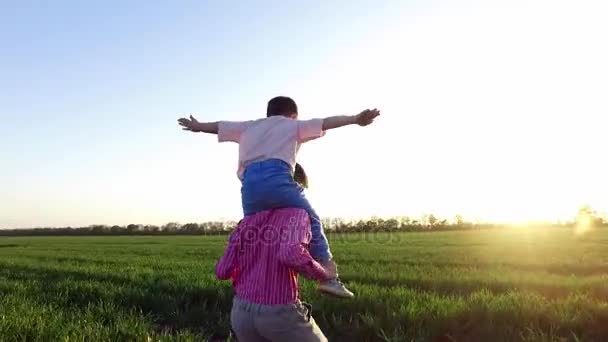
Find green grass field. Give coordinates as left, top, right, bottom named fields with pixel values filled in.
left=1, top=228, right=608, bottom=341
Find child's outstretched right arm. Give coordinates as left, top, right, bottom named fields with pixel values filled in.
left=178, top=115, right=218, bottom=134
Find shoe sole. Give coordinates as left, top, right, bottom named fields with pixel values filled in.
left=317, top=287, right=355, bottom=299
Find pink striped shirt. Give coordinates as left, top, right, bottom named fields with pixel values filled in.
left=215, top=208, right=331, bottom=305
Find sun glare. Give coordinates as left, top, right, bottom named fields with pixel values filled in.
left=576, top=215, right=593, bottom=235
left=575, top=207, right=597, bottom=235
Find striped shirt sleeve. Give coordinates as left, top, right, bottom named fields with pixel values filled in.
left=277, top=213, right=331, bottom=281
left=216, top=229, right=240, bottom=280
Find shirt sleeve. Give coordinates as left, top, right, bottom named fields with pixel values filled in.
left=215, top=226, right=241, bottom=280
left=297, top=118, right=326, bottom=143
left=277, top=210, right=332, bottom=281
left=218, top=121, right=251, bottom=143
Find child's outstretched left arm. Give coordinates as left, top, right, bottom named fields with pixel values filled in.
left=178, top=115, right=219, bottom=134
left=321, top=108, right=381, bottom=131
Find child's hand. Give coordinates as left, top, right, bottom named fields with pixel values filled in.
left=355, top=108, right=380, bottom=126
left=178, top=115, right=201, bottom=132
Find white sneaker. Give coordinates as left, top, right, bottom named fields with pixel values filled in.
left=318, top=278, right=355, bottom=299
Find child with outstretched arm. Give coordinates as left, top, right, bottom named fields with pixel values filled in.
left=178, top=96, right=380, bottom=298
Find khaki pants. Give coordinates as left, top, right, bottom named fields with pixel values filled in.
left=230, top=297, right=328, bottom=342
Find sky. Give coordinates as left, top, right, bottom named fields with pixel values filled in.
left=1, top=0, right=607, bottom=228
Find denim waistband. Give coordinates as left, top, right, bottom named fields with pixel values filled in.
left=233, top=297, right=312, bottom=321
left=233, top=296, right=299, bottom=314
left=244, top=158, right=291, bottom=171
left=243, top=159, right=292, bottom=180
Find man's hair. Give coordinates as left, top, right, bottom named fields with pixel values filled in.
left=266, top=96, right=298, bottom=117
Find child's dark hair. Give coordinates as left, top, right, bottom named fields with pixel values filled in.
left=294, top=163, right=308, bottom=188
left=267, top=96, right=298, bottom=117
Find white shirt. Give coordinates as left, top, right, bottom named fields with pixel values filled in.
left=218, top=116, right=325, bottom=179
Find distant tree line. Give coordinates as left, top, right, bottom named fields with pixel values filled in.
left=0, top=218, right=476, bottom=236
left=0, top=221, right=238, bottom=236
left=1, top=207, right=606, bottom=236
